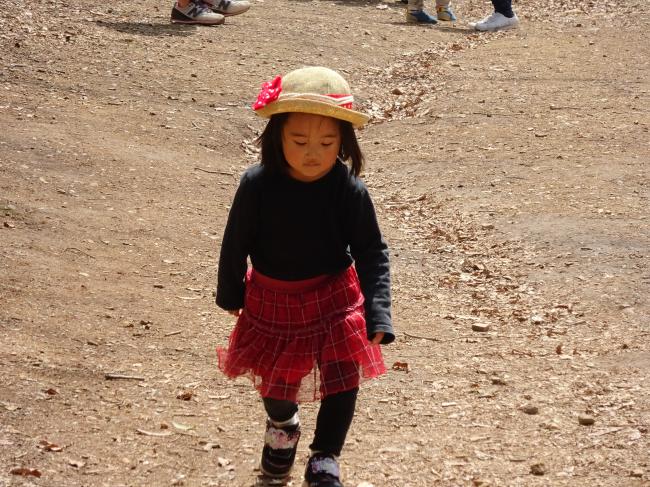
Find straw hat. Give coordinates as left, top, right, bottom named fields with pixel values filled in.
left=252, top=66, right=370, bottom=128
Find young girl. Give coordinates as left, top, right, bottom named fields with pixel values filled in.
left=216, top=66, right=394, bottom=487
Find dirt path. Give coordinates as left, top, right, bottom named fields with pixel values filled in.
left=1, top=0, right=648, bottom=486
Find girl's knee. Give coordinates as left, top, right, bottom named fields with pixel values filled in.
left=262, top=397, right=299, bottom=422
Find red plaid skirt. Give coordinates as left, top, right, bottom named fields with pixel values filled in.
left=216, top=266, right=386, bottom=402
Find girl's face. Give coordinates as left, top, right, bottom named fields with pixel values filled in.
left=281, top=113, right=341, bottom=182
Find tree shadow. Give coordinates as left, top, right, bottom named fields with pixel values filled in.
left=436, top=24, right=475, bottom=34
left=385, top=20, right=437, bottom=26
left=291, top=0, right=405, bottom=6
left=96, top=20, right=199, bottom=37
left=382, top=20, right=473, bottom=33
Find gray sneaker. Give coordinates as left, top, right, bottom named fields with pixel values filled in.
left=303, top=453, right=342, bottom=487
left=171, top=0, right=225, bottom=24
left=204, top=0, right=251, bottom=16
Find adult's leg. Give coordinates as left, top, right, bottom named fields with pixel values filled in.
left=310, top=388, right=358, bottom=456
left=406, top=0, right=438, bottom=23
left=471, top=0, right=518, bottom=30
left=491, top=0, right=514, bottom=18
left=407, top=0, right=424, bottom=10
left=435, top=0, right=456, bottom=21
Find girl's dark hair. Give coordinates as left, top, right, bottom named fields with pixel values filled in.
left=256, top=113, right=365, bottom=177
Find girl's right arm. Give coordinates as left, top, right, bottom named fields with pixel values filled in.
left=215, top=172, right=258, bottom=312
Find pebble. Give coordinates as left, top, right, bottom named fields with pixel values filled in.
left=522, top=405, right=539, bottom=415
left=472, top=323, right=490, bottom=332
left=578, top=415, right=595, bottom=426
left=530, top=463, right=546, bottom=476
left=630, top=469, right=643, bottom=478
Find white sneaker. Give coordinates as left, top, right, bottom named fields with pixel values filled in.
left=204, top=0, right=251, bottom=16
left=470, top=12, right=519, bottom=31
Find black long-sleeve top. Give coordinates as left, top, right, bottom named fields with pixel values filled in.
left=216, top=160, right=394, bottom=344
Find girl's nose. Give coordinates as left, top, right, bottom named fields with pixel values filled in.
left=305, top=144, right=319, bottom=158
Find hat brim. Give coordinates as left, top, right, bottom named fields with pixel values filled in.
left=255, top=99, right=370, bottom=128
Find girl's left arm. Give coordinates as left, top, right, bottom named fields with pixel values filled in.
left=348, top=185, right=395, bottom=345
left=371, top=332, right=385, bottom=344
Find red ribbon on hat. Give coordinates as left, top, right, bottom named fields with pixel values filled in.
left=326, top=94, right=353, bottom=109
left=252, top=75, right=355, bottom=111
left=252, top=76, right=282, bottom=110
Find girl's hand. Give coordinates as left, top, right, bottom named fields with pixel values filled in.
left=227, top=309, right=242, bottom=317
left=371, top=332, right=384, bottom=345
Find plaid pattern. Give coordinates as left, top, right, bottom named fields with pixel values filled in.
left=217, top=266, right=386, bottom=402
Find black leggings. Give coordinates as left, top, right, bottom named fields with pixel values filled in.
left=491, top=0, right=514, bottom=17
left=263, top=388, right=358, bottom=457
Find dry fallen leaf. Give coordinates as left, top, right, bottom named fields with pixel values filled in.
left=10, top=467, right=42, bottom=477
left=177, top=390, right=194, bottom=401
left=392, top=361, right=411, bottom=373
left=39, top=440, right=64, bottom=452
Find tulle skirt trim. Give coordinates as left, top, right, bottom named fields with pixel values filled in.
left=216, top=266, right=385, bottom=402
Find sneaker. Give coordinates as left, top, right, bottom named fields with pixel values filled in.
left=405, top=9, right=437, bottom=23
left=170, top=0, right=225, bottom=24
left=260, top=419, right=301, bottom=479
left=436, top=5, right=456, bottom=21
left=204, top=0, right=251, bottom=16
left=303, top=453, right=342, bottom=487
left=470, top=12, right=519, bottom=31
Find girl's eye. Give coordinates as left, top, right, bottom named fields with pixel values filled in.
left=294, top=141, right=307, bottom=146
left=322, top=143, right=333, bottom=147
